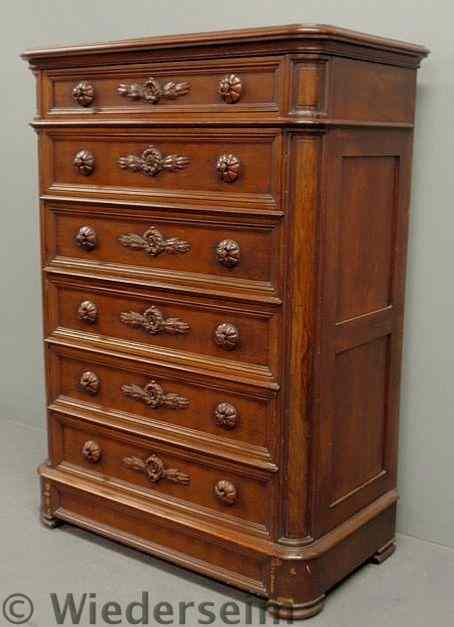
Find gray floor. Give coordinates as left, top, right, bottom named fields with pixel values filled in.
left=1, top=418, right=453, bottom=627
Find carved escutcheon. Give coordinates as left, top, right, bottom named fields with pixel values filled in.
left=118, top=145, right=189, bottom=177
left=123, top=454, right=190, bottom=485
left=117, top=77, right=190, bottom=104
left=118, top=226, right=191, bottom=257
left=120, top=305, right=190, bottom=335
left=122, top=379, right=190, bottom=410
left=214, top=480, right=238, bottom=505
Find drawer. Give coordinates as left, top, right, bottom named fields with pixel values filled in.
left=43, top=57, right=283, bottom=117
left=48, top=345, right=279, bottom=466
left=46, top=277, right=281, bottom=374
left=44, top=201, right=283, bottom=298
left=41, top=128, right=282, bottom=210
left=51, top=412, right=274, bottom=534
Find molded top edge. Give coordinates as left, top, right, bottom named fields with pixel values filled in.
left=21, top=23, right=429, bottom=61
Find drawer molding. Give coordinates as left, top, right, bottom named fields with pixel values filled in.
left=50, top=399, right=278, bottom=472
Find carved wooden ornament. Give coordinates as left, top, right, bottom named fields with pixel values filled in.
left=214, top=480, right=238, bottom=505
left=122, top=379, right=190, bottom=409
left=75, top=226, right=97, bottom=251
left=214, top=402, right=238, bottom=429
left=118, top=226, right=191, bottom=257
left=118, top=145, right=189, bottom=177
left=218, top=74, right=242, bottom=103
left=73, top=150, right=95, bottom=176
left=82, top=440, right=102, bottom=463
left=78, top=300, right=98, bottom=323
left=216, top=154, right=241, bottom=182
left=72, top=81, right=95, bottom=107
left=120, top=305, right=190, bottom=335
left=216, top=239, right=240, bottom=267
left=123, top=454, right=190, bottom=485
left=214, top=322, right=240, bottom=350
left=79, top=371, right=100, bottom=395
left=118, top=77, right=190, bottom=104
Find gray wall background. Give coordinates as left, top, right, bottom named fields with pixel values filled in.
left=1, top=0, right=452, bottom=548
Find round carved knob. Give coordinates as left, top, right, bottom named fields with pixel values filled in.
left=82, top=440, right=102, bottom=463
left=214, top=402, right=238, bottom=430
left=218, top=74, right=242, bottom=104
left=75, top=226, right=97, bottom=251
left=214, top=322, right=240, bottom=351
left=216, top=239, right=240, bottom=268
left=72, top=81, right=95, bottom=107
left=74, top=150, right=95, bottom=176
left=216, top=154, right=240, bottom=183
left=79, top=371, right=100, bottom=395
left=214, top=480, right=238, bottom=505
left=78, top=300, right=98, bottom=323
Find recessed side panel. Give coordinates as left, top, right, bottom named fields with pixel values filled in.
left=313, top=128, right=413, bottom=536
left=336, top=156, right=397, bottom=320
left=331, top=336, right=389, bottom=506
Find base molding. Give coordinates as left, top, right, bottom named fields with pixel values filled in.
left=39, top=463, right=398, bottom=620
left=267, top=595, right=326, bottom=620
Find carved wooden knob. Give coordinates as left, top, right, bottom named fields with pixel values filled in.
left=82, top=440, right=102, bottom=463
left=75, top=226, right=97, bottom=251
left=214, top=402, right=238, bottom=430
left=216, top=154, right=240, bottom=183
left=214, top=480, right=238, bottom=505
left=214, top=322, right=240, bottom=351
left=78, top=300, right=98, bottom=323
left=216, top=239, right=240, bottom=268
left=74, top=150, right=95, bottom=176
left=218, top=74, right=242, bottom=103
left=80, top=371, right=100, bottom=395
left=72, top=81, right=95, bottom=107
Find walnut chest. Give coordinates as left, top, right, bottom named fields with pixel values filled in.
left=22, top=24, right=428, bottom=619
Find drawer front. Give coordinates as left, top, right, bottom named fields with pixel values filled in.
left=47, top=277, right=280, bottom=372
left=41, top=128, right=282, bottom=210
left=44, top=57, right=283, bottom=117
left=45, top=201, right=282, bottom=296
left=51, top=413, right=273, bottom=531
left=49, top=347, right=277, bottom=460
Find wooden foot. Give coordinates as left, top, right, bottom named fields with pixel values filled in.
left=267, top=595, right=325, bottom=620
left=371, top=540, right=396, bottom=564
left=40, top=511, right=63, bottom=529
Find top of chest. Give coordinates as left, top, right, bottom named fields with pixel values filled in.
left=22, top=24, right=428, bottom=126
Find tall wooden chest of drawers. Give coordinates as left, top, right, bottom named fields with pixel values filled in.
left=23, top=24, right=428, bottom=619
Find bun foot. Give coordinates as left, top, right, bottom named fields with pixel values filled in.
left=41, top=511, right=63, bottom=529
left=371, top=540, right=396, bottom=564
left=267, top=595, right=325, bottom=620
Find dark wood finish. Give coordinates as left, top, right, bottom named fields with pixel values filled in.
left=23, top=24, right=428, bottom=620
